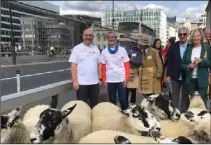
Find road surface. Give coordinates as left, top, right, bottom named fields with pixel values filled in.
left=1, top=86, right=144, bottom=116
left=1, top=55, right=69, bottom=65
left=1, top=61, right=70, bottom=96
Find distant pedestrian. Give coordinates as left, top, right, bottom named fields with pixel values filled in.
left=69, top=28, right=102, bottom=109
left=100, top=31, right=130, bottom=110
left=166, top=27, right=190, bottom=113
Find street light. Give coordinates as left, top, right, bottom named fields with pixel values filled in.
left=112, top=0, right=114, bottom=30
left=9, top=1, right=16, bottom=65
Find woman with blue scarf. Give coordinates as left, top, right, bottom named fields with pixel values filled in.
left=100, top=32, right=130, bottom=110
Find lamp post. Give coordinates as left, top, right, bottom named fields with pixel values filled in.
left=9, top=1, right=16, bottom=65
left=112, top=0, right=114, bottom=30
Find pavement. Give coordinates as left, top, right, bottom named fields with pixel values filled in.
left=1, top=61, right=70, bottom=96
left=0, top=55, right=69, bottom=65
left=2, top=86, right=144, bottom=116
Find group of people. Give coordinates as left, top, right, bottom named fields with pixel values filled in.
left=69, top=27, right=211, bottom=113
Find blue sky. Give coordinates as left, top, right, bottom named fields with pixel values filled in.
left=47, top=1, right=208, bottom=22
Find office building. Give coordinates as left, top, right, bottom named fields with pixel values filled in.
left=102, top=8, right=167, bottom=45
left=206, top=0, right=211, bottom=30
left=1, top=0, right=77, bottom=51
left=167, top=16, right=176, bottom=25
left=167, top=24, right=176, bottom=40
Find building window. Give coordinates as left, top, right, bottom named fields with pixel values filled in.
left=103, top=34, right=106, bottom=41
left=97, top=34, right=100, bottom=41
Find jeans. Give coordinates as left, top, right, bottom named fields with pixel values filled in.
left=107, top=82, right=128, bottom=110
left=76, top=84, right=99, bottom=109
left=126, top=88, right=136, bottom=104
left=189, top=78, right=208, bottom=108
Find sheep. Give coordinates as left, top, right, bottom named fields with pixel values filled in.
left=30, top=100, right=92, bottom=144
left=140, top=91, right=181, bottom=121
left=1, top=104, right=52, bottom=144
left=92, top=102, right=161, bottom=136
left=158, top=94, right=210, bottom=143
left=79, top=130, right=193, bottom=144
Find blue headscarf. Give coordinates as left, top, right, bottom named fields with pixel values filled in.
left=107, top=43, right=119, bottom=54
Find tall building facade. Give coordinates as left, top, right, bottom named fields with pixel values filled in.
left=1, top=0, right=59, bottom=45
left=167, top=24, right=176, bottom=40
left=206, top=0, right=211, bottom=30
left=1, top=0, right=76, bottom=51
left=101, top=8, right=167, bottom=45
left=167, top=16, right=176, bottom=25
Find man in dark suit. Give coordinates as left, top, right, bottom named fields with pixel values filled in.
left=166, top=27, right=190, bottom=113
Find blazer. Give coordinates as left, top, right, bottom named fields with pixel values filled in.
left=180, top=43, right=211, bottom=88
left=166, top=41, right=189, bottom=81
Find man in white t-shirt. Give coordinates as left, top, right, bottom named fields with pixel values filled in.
left=100, top=32, right=130, bottom=110
left=69, top=28, right=102, bottom=109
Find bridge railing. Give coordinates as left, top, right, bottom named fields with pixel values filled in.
left=1, top=61, right=72, bottom=113
left=1, top=80, right=73, bottom=113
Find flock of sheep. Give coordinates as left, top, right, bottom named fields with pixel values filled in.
left=1, top=90, right=211, bottom=144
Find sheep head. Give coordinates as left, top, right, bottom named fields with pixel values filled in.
left=114, top=136, right=131, bottom=144
left=1, top=106, right=22, bottom=143
left=122, top=105, right=161, bottom=134
left=141, top=91, right=181, bottom=121
left=30, top=104, right=77, bottom=143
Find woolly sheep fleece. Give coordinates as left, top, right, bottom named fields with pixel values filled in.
left=58, top=100, right=92, bottom=143
left=1, top=105, right=50, bottom=144
left=92, top=102, right=121, bottom=118
left=159, top=94, right=210, bottom=139
left=92, top=102, right=143, bottom=135
left=79, top=130, right=157, bottom=144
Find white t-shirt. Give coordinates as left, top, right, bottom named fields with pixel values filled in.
left=191, top=47, right=201, bottom=78
left=100, top=46, right=130, bottom=83
left=68, top=43, right=100, bottom=85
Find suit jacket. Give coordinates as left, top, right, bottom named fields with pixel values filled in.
left=166, top=41, right=188, bottom=81
left=181, top=43, right=211, bottom=88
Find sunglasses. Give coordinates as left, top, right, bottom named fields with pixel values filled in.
left=179, top=33, right=187, bottom=36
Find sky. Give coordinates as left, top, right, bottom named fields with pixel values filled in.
left=46, top=1, right=209, bottom=22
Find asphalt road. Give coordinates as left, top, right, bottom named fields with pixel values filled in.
left=1, top=61, right=71, bottom=96
left=1, top=55, right=69, bottom=65
left=1, top=86, right=144, bottom=116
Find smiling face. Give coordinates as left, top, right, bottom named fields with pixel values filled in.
left=30, top=104, right=77, bottom=143
left=192, top=30, right=203, bottom=45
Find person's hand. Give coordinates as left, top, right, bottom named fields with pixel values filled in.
left=188, top=63, right=196, bottom=69
left=99, top=80, right=103, bottom=86
left=104, top=81, right=108, bottom=88
left=122, top=79, right=127, bottom=88
left=194, top=58, right=202, bottom=64
left=73, top=81, right=79, bottom=91
left=165, top=77, right=171, bottom=83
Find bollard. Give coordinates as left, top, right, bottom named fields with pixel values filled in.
left=16, top=70, right=20, bottom=93
left=50, top=95, right=58, bottom=108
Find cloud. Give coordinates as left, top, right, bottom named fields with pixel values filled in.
left=177, top=4, right=206, bottom=22
left=48, top=1, right=206, bottom=22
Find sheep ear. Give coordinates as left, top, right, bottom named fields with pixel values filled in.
left=7, top=106, right=22, bottom=117
left=61, top=104, right=77, bottom=119
left=114, top=136, right=131, bottom=144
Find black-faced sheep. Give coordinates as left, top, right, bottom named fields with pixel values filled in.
left=1, top=104, right=52, bottom=144
left=92, top=102, right=161, bottom=136
left=78, top=130, right=193, bottom=144
left=158, top=94, right=211, bottom=143
left=30, top=100, right=92, bottom=144
left=140, top=92, right=181, bottom=121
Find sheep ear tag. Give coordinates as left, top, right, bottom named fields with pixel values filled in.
left=149, top=130, right=162, bottom=143
left=61, top=104, right=77, bottom=119
left=114, top=136, right=131, bottom=144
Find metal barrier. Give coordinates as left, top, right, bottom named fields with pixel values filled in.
left=1, top=80, right=73, bottom=113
